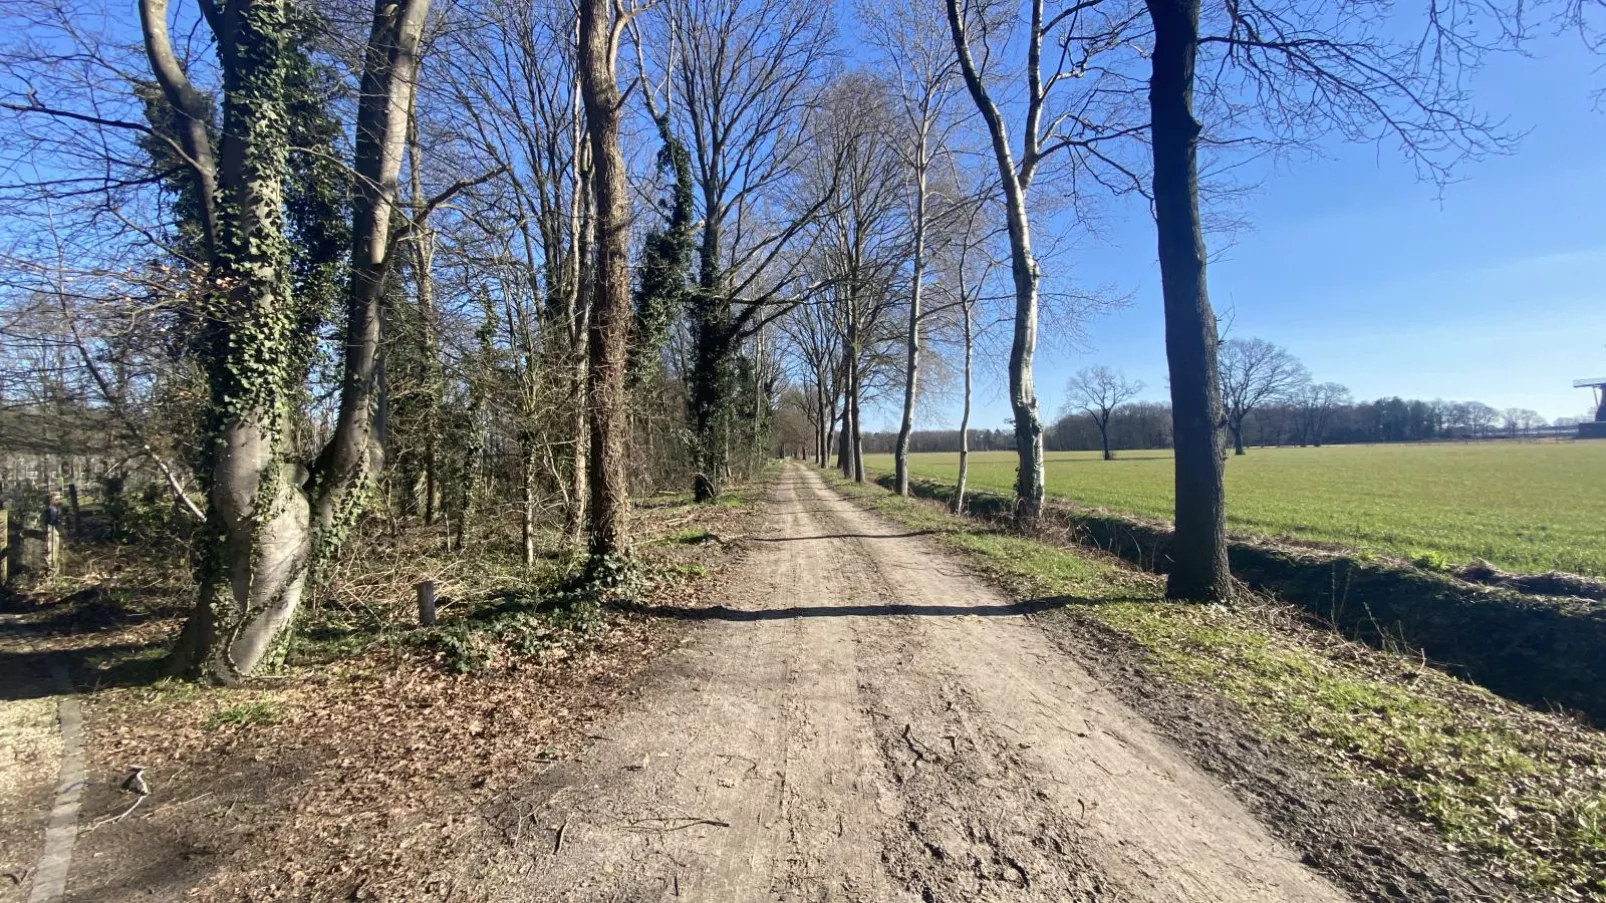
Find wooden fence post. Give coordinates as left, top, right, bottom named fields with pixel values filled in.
left=416, top=581, right=437, bottom=627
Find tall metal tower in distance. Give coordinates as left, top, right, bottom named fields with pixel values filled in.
left=1576, top=373, right=1606, bottom=439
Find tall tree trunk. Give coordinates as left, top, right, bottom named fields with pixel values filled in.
left=946, top=0, right=1044, bottom=527
left=894, top=169, right=928, bottom=497
left=839, top=334, right=856, bottom=478
left=311, top=0, right=430, bottom=552
left=952, top=297, right=973, bottom=514
left=565, top=365, right=588, bottom=541
left=850, top=364, right=865, bottom=483
left=1147, top=0, right=1230, bottom=601
left=1231, top=422, right=1246, bottom=456
left=521, top=442, right=538, bottom=566
left=814, top=379, right=827, bottom=467
left=156, top=0, right=432, bottom=680
left=1101, top=423, right=1113, bottom=461
left=1000, top=190, right=1044, bottom=524
left=579, top=0, right=631, bottom=560
left=154, top=0, right=307, bottom=680
left=407, top=104, right=441, bottom=526
left=828, top=395, right=843, bottom=473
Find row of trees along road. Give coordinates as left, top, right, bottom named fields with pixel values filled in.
left=1056, top=342, right=1581, bottom=454
left=0, top=0, right=1577, bottom=684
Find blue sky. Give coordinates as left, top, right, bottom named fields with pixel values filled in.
left=894, top=29, right=1606, bottom=431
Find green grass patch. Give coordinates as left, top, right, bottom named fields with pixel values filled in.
left=868, top=442, right=1606, bottom=576
left=202, top=700, right=280, bottom=731
left=824, top=468, right=1606, bottom=898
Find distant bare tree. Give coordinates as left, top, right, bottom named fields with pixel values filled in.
left=780, top=297, right=842, bottom=468
left=1065, top=366, right=1144, bottom=461
left=1219, top=338, right=1308, bottom=456
left=1294, top=382, right=1350, bottom=447
left=1502, top=407, right=1544, bottom=437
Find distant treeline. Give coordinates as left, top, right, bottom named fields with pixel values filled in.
left=860, top=397, right=1575, bottom=455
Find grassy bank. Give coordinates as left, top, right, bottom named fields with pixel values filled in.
left=866, top=441, right=1606, bottom=576
left=821, top=469, right=1606, bottom=900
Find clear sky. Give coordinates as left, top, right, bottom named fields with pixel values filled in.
left=891, top=29, right=1606, bottom=432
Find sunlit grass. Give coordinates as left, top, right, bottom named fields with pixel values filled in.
left=866, top=442, right=1606, bottom=576
left=822, top=468, right=1606, bottom=898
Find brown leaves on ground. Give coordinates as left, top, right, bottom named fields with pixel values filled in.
left=20, top=488, right=761, bottom=903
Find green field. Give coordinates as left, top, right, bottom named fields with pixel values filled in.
left=865, top=442, right=1606, bottom=577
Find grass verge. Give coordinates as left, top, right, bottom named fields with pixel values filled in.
left=821, top=468, right=1606, bottom=901
left=867, top=444, right=1606, bottom=576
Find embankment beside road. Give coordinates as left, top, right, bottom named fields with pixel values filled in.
left=879, top=473, right=1606, bottom=724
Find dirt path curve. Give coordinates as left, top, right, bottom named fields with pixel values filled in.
left=506, top=463, right=1350, bottom=902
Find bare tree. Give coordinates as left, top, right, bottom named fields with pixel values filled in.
left=439, top=0, right=592, bottom=550
left=780, top=296, right=842, bottom=467
left=926, top=164, right=1009, bottom=514
left=944, top=0, right=1145, bottom=525
left=1218, top=337, right=1308, bottom=456
left=1294, top=381, right=1350, bottom=446
left=861, top=2, right=962, bottom=497
left=1065, top=366, right=1144, bottom=460
left=805, top=74, right=909, bottom=483
left=1143, top=0, right=1516, bottom=599
left=647, top=0, right=838, bottom=500
left=578, top=0, right=637, bottom=563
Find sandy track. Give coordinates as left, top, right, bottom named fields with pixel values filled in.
left=504, top=464, right=1350, bottom=902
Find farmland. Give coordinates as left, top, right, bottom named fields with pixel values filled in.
left=865, top=441, right=1606, bottom=577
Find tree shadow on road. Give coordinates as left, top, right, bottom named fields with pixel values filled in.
left=625, top=594, right=1155, bottom=622
left=747, top=530, right=936, bottom=543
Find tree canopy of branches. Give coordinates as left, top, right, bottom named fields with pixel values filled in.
left=1142, top=0, right=1516, bottom=599
left=648, top=0, right=838, bottom=500
left=0, top=0, right=1548, bottom=678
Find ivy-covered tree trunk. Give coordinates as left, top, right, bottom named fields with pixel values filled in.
left=144, top=0, right=306, bottom=680
left=688, top=297, right=735, bottom=501
left=148, top=0, right=433, bottom=681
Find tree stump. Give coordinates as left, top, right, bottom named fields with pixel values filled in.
left=416, top=581, right=437, bottom=627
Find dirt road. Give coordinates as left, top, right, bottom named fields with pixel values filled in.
left=505, top=463, right=1350, bottom=902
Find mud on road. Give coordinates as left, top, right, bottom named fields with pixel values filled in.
left=490, top=464, right=1354, bottom=902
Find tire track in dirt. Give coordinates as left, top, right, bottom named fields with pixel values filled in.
left=500, top=464, right=1351, bottom=902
